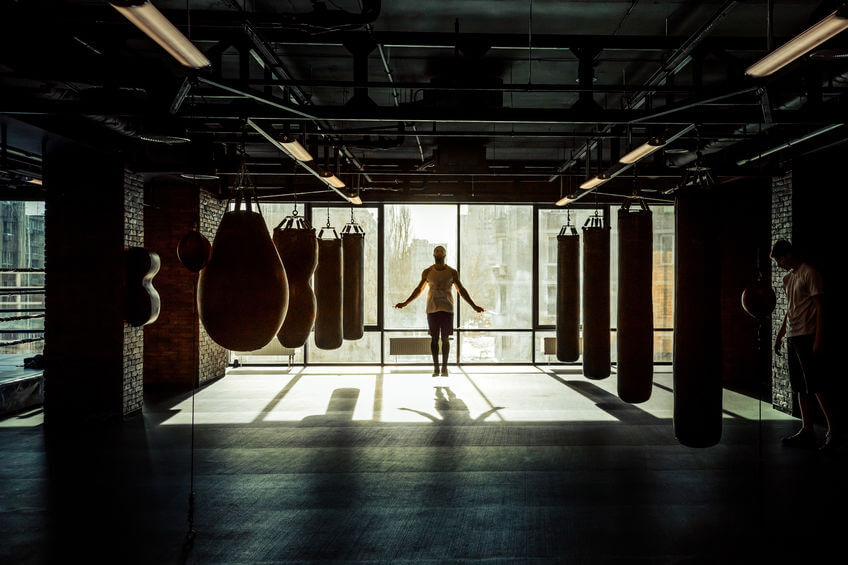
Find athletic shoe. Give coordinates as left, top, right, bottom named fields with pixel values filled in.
left=820, top=432, right=844, bottom=453
left=781, top=428, right=817, bottom=449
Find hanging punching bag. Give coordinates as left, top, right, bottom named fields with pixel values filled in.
left=273, top=210, right=318, bottom=348
left=674, top=185, right=722, bottom=447
left=556, top=223, right=580, bottom=361
left=198, top=190, right=288, bottom=351
left=177, top=230, right=212, bottom=273
left=341, top=215, right=365, bottom=341
left=314, top=223, right=343, bottom=350
left=617, top=200, right=654, bottom=403
left=582, top=214, right=611, bottom=379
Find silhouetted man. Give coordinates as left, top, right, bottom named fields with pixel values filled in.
left=772, top=240, right=840, bottom=451
left=395, top=245, right=484, bottom=376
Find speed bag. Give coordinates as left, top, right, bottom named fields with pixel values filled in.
left=673, top=187, right=722, bottom=448
left=582, top=222, right=611, bottom=379
left=616, top=206, right=654, bottom=403
left=198, top=210, right=288, bottom=351
left=342, top=231, right=365, bottom=340
left=273, top=226, right=318, bottom=348
left=556, top=229, right=580, bottom=361
left=314, top=237, right=344, bottom=350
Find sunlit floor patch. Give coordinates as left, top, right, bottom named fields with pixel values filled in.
left=153, top=365, right=795, bottom=427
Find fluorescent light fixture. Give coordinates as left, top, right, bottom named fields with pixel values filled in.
left=746, top=7, right=848, bottom=77
left=279, top=135, right=313, bottom=162
left=619, top=138, right=665, bottom=164
left=110, top=1, right=211, bottom=69
left=348, top=195, right=363, bottom=205
left=555, top=195, right=576, bottom=206
left=26, top=177, right=43, bottom=186
left=320, top=172, right=346, bottom=189
left=579, top=174, right=610, bottom=190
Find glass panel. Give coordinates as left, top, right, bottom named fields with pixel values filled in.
left=1, top=201, right=45, bottom=355
left=312, top=207, right=379, bottom=325
left=384, top=205, right=457, bottom=330
left=307, top=331, right=382, bottom=363
left=459, top=331, right=532, bottom=363
left=384, top=331, right=458, bottom=365
left=537, top=208, right=598, bottom=326
left=654, top=330, right=673, bottom=363
left=459, top=205, right=533, bottom=329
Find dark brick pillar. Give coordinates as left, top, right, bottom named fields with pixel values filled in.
left=43, top=142, right=145, bottom=423
left=143, top=183, right=227, bottom=389
left=770, top=171, right=793, bottom=413
left=199, top=190, right=228, bottom=384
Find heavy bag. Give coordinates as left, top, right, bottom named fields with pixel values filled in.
left=582, top=215, right=610, bottom=379
left=125, top=247, right=161, bottom=327
left=341, top=220, right=365, bottom=340
left=556, top=225, right=580, bottom=361
left=617, top=202, right=654, bottom=403
left=273, top=214, right=318, bottom=348
left=177, top=230, right=212, bottom=273
left=674, top=186, right=722, bottom=447
left=198, top=209, right=288, bottom=351
left=314, top=227, right=343, bottom=350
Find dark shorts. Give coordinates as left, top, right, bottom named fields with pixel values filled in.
left=427, top=311, right=454, bottom=338
left=788, top=334, right=826, bottom=394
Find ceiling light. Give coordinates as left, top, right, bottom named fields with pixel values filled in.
left=555, top=195, right=576, bottom=206
left=745, top=7, right=848, bottom=77
left=279, top=135, right=313, bottom=162
left=110, top=1, right=211, bottom=69
left=25, top=177, right=43, bottom=186
left=619, top=138, right=665, bottom=164
left=348, top=195, right=363, bottom=205
left=579, top=174, right=610, bottom=190
left=320, top=171, right=345, bottom=189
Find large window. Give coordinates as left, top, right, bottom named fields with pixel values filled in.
left=233, top=202, right=674, bottom=365
left=0, top=201, right=45, bottom=355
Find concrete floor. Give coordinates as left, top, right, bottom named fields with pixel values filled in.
left=1, top=365, right=845, bottom=564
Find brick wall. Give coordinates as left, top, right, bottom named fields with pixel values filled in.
left=122, top=171, right=145, bottom=416
left=770, top=171, right=792, bottom=413
left=198, top=190, right=228, bottom=384
left=143, top=182, right=200, bottom=388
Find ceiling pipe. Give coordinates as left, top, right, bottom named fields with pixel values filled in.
left=222, top=0, right=373, bottom=184
left=548, top=0, right=740, bottom=182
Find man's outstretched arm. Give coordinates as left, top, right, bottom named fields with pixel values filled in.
left=454, top=277, right=484, bottom=312
left=395, top=271, right=428, bottom=308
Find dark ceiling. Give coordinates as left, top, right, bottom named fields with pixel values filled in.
left=2, top=0, right=847, bottom=204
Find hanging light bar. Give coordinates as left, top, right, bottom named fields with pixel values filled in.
left=320, top=171, right=346, bottom=189
left=555, top=195, right=577, bottom=206
left=619, top=137, right=665, bottom=164
left=745, top=6, right=848, bottom=77
left=109, top=1, right=211, bottom=69
left=580, top=174, right=610, bottom=190
left=279, top=135, right=313, bottom=162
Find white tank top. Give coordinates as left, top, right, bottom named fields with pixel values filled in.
left=425, top=265, right=455, bottom=313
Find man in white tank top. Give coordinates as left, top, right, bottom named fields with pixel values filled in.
left=771, top=240, right=840, bottom=451
left=395, top=246, right=484, bottom=376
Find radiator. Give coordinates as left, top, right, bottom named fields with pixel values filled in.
left=389, top=337, right=435, bottom=355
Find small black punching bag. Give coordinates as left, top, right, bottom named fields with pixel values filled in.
left=556, top=221, right=580, bottom=362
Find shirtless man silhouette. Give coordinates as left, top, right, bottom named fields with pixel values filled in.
left=395, top=245, right=484, bottom=376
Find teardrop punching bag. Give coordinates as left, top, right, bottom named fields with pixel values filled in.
left=273, top=210, right=318, bottom=348
left=556, top=223, right=580, bottom=361
left=198, top=188, right=288, bottom=351
left=341, top=216, right=365, bottom=341
left=582, top=214, right=611, bottom=379
left=314, top=224, right=343, bottom=350
left=617, top=200, right=654, bottom=403
left=674, top=185, right=722, bottom=447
